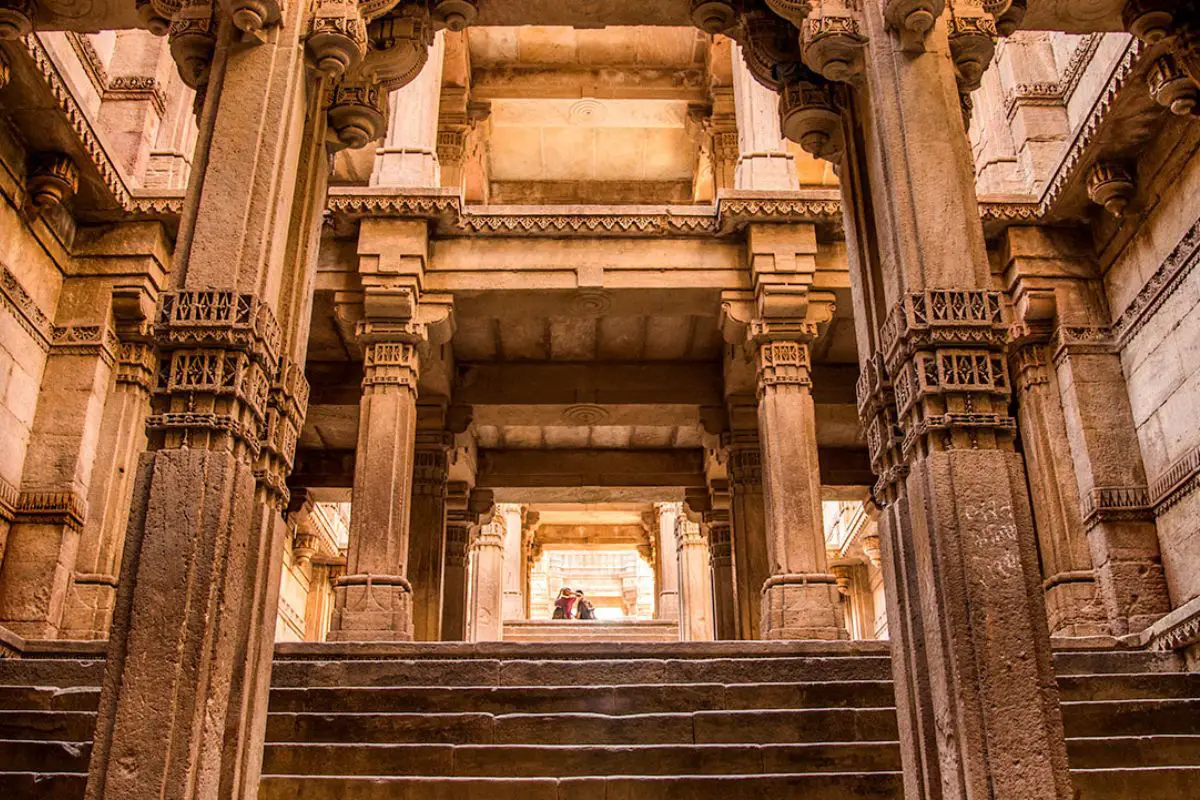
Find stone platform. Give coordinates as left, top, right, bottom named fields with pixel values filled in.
left=0, top=641, right=1198, bottom=798
left=502, top=619, right=681, bottom=643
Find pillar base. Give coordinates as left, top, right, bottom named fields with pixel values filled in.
left=760, top=574, right=848, bottom=641
left=329, top=576, right=414, bottom=642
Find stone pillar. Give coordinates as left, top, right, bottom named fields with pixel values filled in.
left=371, top=32, right=445, bottom=188
left=731, top=43, right=798, bottom=191
left=654, top=501, right=680, bottom=621
left=754, top=327, right=847, bottom=641
left=676, top=513, right=715, bottom=642
left=725, top=401, right=769, bottom=639
left=705, top=504, right=738, bottom=640
left=0, top=306, right=113, bottom=638
left=85, top=5, right=334, bottom=799
left=838, top=6, right=1072, bottom=799
left=442, top=482, right=473, bottom=642
left=330, top=330, right=422, bottom=641
left=499, top=502, right=525, bottom=621
left=60, top=298, right=158, bottom=640
left=1005, top=229, right=1171, bottom=636
left=468, top=514, right=505, bottom=641
left=407, top=429, right=451, bottom=642
left=1053, top=327, right=1171, bottom=634
left=144, top=70, right=195, bottom=189
left=1009, top=328, right=1108, bottom=637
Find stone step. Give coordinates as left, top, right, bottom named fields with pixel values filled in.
left=1052, top=649, right=1185, bottom=676
left=266, top=708, right=899, bottom=746
left=262, top=741, right=903, bottom=777
left=0, top=659, right=104, bottom=688
left=257, top=772, right=904, bottom=800
left=0, top=772, right=86, bottom=800
left=0, top=740, right=91, bottom=773
left=1062, top=698, right=1200, bottom=738
left=1057, top=672, right=1200, bottom=702
left=501, top=622, right=681, bottom=644
left=271, top=655, right=894, bottom=688
left=268, top=680, right=895, bottom=715
left=1067, top=736, right=1200, bottom=768
left=1072, top=767, right=1200, bottom=799
left=0, top=686, right=100, bottom=712
left=0, top=711, right=96, bottom=742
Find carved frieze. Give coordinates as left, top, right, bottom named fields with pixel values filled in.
left=149, top=290, right=283, bottom=458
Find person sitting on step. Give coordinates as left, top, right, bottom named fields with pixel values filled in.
left=552, top=587, right=578, bottom=619
left=575, top=591, right=596, bottom=621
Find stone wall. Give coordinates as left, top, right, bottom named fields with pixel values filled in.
left=1105, top=136, right=1200, bottom=607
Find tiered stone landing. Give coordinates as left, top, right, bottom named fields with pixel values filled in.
left=1, top=642, right=1198, bottom=799
left=502, top=620, right=681, bottom=643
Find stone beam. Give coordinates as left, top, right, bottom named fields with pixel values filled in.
left=290, top=445, right=868, bottom=490
left=470, top=66, right=709, bottom=102
left=478, top=449, right=706, bottom=489
left=456, top=362, right=724, bottom=408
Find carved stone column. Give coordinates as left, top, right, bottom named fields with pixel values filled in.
left=676, top=512, right=715, bottom=642
left=84, top=3, right=385, bottom=798
left=371, top=31, right=445, bottom=187
left=499, top=502, right=525, bottom=621
left=705, top=501, right=738, bottom=640
left=468, top=513, right=504, bottom=641
left=836, top=6, right=1072, bottom=799
left=330, top=326, right=423, bottom=641
left=724, top=401, right=769, bottom=640
left=1052, top=325, right=1171, bottom=634
left=1008, top=331, right=1106, bottom=637
left=1004, top=229, right=1171, bottom=637
left=731, top=42, right=799, bottom=190
left=654, top=501, right=680, bottom=621
left=407, top=428, right=451, bottom=641
left=441, top=481, right=478, bottom=642
left=755, top=324, right=847, bottom=641
left=0, top=312, right=115, bottom=638
left=60, top=290, right=159, bottom=640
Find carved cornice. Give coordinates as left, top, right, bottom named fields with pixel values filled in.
left=0, top=266, right=53, bottom=350
left=1039, top=38, right=1145, bottom=216
left=1081, top=485, right=1154, bottom=530
left=1111, top=214, right=1200, bottom=348
left=22, top=34, right=132, bottom=210
left=14, top=489, right=87, bottom=530
left=50, top=323, right=120, bottom=364
left=325, top=190, right=846, bottom=239
left=105, top=75, right=169, bottom=116
left=1149, top=443, right=1200, bottom=516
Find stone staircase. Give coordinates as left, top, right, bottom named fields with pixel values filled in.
left=502, top=619, right=681, bottom=643
left=1, top=641, right=1198, bottom=799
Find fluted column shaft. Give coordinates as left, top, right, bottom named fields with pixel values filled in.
left=655, top=501, right=680, bottom=621
left=676, top=514, right=714, bottom=642
left=468, top=517, right=505, bottom=641
left=731, top=42, right=798, bottom=190
left=755, top=337, right=846, bottom=640
left=371, top=32, right=446, bottom=187
left=331, top=335, right=421, bottom=641
left=407, top=433, right=451, bottom=641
